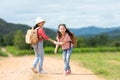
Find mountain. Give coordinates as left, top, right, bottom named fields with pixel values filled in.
left=0, top=18, right=29, bottom=35
left=1, top=18, right=120, bottom=39
left=0, top=18, right=56, bottom=37
left=70, top=26, right=120, bottom=37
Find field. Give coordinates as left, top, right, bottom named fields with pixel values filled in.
left=0, top=46, right=120, bottom=80
left=71, top=52, right=120, bottom=80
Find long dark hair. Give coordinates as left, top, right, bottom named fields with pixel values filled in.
left=57, top=24, right=77, bottom=46
left=57, top=24, right=73, bottom=38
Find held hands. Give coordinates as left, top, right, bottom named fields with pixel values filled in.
left=54, top=42, right=59, bottom=54
left=52, top=40, right=59, bottom=54
left=53, top=41, right=58, bottom=45
left=53, top=41, right=57, bottom=44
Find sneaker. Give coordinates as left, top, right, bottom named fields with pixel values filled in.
left=39, top=70, right=46, bottom=74
left=31, top=67, right=38, bottom=74
left=67, top=70, right=71, bottom=74
left=63, top=70, right=68, bottom=75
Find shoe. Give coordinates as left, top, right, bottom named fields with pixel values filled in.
left=67, top=70, right=71, bottom=74
left=39, top=70, right=46, bottom=74
left=63, top=70, right=68, bottom=75
left=31, top=67, right=38, bottom=74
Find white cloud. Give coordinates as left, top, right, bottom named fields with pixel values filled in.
left=0, top=0, right=120, bottom=28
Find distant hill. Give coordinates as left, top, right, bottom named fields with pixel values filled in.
left=0, top=18, right=29, bottom=35
left=0, top=18, right=56, bottom=37
left=70, top=26, right=120, bottom=37
left=1, top=18, right=120, bottom=39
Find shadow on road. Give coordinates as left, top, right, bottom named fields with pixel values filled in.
left=47, top=72, right=95, bottom=75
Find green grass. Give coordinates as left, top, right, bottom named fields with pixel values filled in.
left=71, top=52, right=120, bottom=80
left=73, top=47, right=120, bottom=53
left=0, top=48, right=8, bottom=57
left=0, top=47, right=8, bottom=57
left=0, top=51, right=8, bottom=57
left=6, top=46, right=34, bottom=56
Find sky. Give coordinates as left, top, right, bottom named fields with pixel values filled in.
left=0, top=0, right=120, bottom=29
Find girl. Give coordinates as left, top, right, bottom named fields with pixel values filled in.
left=31, top=17, right=56, bottom=74
left=54, top=24, right=76, bottom=75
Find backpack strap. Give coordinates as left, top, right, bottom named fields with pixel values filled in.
left=68, top=41, right=73, bottom=49
left=37, top=28, right=44, bottom=40
left=30, top=27, right=39, bottom=55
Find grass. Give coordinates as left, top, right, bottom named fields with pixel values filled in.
left=0, top=48, right=8, bottom=57
left=6, top=46, right=34, bottom=56
left=71, top=52, right=120, bottom=80
left=0, top=51, right=8, bottom=57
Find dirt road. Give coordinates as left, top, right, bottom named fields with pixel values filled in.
left=0, top=48, right=105, bottom=80
left=0, top=55, right=105, bottom=80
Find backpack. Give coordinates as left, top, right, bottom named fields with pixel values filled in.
left=25, top=27, right=39, bottom=44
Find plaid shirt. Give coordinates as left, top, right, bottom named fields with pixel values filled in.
left=57, top=33, right=73, bottom=50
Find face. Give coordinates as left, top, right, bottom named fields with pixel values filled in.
left=38, top=21, right=45, bottom=27
left=58, top=25, right=66, bottom=35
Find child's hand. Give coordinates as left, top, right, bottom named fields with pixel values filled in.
left=53, top=41, right=57, bottom=45
left=54, top=44, right=59, bottom=54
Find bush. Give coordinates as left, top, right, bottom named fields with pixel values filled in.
left=0, top=51, right=8, bottom=57
left=6, top=46, right=34, bottom=56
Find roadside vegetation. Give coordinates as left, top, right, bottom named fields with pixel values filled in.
left=71, top=52, right=120, bottom=80
left=0, top=48, right=8, bottom=57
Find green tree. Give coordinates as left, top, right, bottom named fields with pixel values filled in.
left=111, top=41, right=120, bottom=47
left=77, top=37, right=86, bottom=47
left=0, top=34, right=4, bottom=46
left=4, top=33, right=14, bottom=46
left=84, top=34, right=109, bottom=47
left=87, top=37, right=97, bottom=47
left=95, top=34, right=109, bottom=46
left=44, top=40, right=55, bottom=48
left=14, top=30, right=28, bottom=49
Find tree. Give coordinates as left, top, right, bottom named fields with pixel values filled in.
left=112, top=41, right=120, bottom=47
left=95, top=34, right=109, bottom=46
left=77, top=37, right=86, bottom=47
left=0, top=34, right=4, bottom=46
left=3, top=33, right=14, bottom=46
left=14, top=30, right=28, bottom=49
left=86, top=37, right=97, bottom=47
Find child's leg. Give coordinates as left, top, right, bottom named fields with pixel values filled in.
left=66, top=50, right=71, bottom=70
left=33, top=55, right=39, bottom=68
left=62, top=50, right=67, bottom=71
left=66, top=47, right=73, bottom=74
left=32, top=44, right=39, bottom=68
left=32, top=55, right=39, bottom=73
left=37, top=41, right=45, bottom=73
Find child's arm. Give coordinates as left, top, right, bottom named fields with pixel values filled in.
left=48, top=38, right=57, bottom=44
left=56, top=34, right=70, bottom=45
left=54, top=44, right=59, bottom=54
left=55, top=38, right=67, bottom=45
